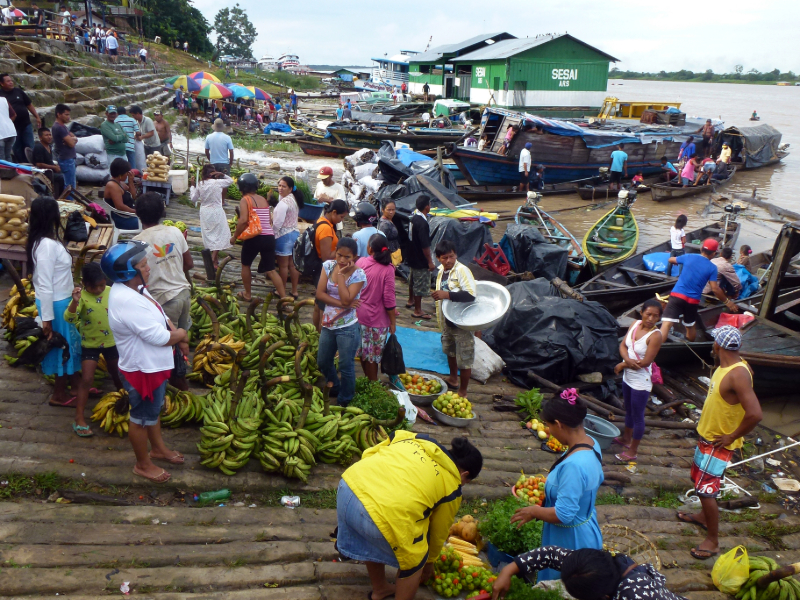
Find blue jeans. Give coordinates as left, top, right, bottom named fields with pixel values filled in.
left=59, top=158, right=76, bottom=195
left=126, top=149, right=136, bottom=167
left=122, top=375, right=167, bottom=427
left=336, top=479, right=399, bottom=567
left=12, top=123, right=33, bottom=164
left=317, top=322, right=360, bottom=405
left=0, top=136, right=15, bottom=162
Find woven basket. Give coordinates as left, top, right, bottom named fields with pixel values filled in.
left=601, top=524, right=662, bottom=570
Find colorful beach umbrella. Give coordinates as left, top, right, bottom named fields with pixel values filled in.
left=171, top=75, right=203, bottom=92
left=246, top=87, right=272, bottom=101
left=226, top=84, right=255, bottom=100
left=196, top=82, right=233, bottom=100
left=190, top=71, right=220, bottom=83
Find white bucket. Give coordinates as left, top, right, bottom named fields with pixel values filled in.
left=169, top=170, right=189, bottom=194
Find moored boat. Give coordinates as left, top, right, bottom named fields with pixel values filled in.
left=576, top=175, right=660, bottom=201
left=581, top=192, right=639, bottom=273
left=712, top=124, right=788, bottom=170
left=650, top=167, right=736, bottom=202
left=457, top=175, right=607, bottom=202
left=328, top=125, right=465, bottom=151
left=297, top=139, right=359, bottom=158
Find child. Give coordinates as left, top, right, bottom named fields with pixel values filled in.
left=631, top=171, right=644, bottom=185
left=668, top=214, right=687, bottom=277
left=738, top=245, right=752, bottom=269
left=64, top=262, right=123, bottom=437
left=351, top=202, right=381, bottom=257
left=497, top=124, right=518, bottom=156
left=660, top=156, right=678, bottom=182
left=477, top=134, right=489, bottom=151
left=431, top=240, right=476, bottom=397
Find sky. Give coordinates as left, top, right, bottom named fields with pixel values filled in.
left=191, top=0, right=800, bottom=74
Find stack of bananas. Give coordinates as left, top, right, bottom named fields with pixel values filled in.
left=2, top=278, right=36, bottom=334
left=192, top=334, right=246, bottom=386
left=735, top=557, right=800, bottom=600
left=197, top=386, right=233, bottom=469
left=90, top=390, right=130, bottom=436
left=4, top=334, right=40, bottom=366
left=161, top=387, right=208, bottom=428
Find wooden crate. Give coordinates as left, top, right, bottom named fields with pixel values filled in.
left=66, top=224, right=114, bottom=262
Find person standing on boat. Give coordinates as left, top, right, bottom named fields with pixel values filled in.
left=667, top=215, right=687, bottom=277
left=660, top=238, right=739, bottom=342
left=677, top=326, right=761, bottom=560
left=519, top=142, right=532, bottom=192
left=696, top=119, right=715, bottom=157
left=608, top=144, right=628, bottom=191
left=678, top=136, right=697, bottom=165
left=681, top=156, right=702, bottom=187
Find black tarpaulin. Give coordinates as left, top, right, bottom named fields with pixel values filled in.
left=716, top=124, right=782, bottom=168
left=499, top=224, right=568, bottom=280
left=380, top=175, right=470, bottom=219
left=429, top=217, right=494, bottom=266
left=377, top=141, right=458, bottom=187
left=483, top=279, right=620, bottom=383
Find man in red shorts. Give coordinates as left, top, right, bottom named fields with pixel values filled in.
left=676, top=325, right=761, bottom=560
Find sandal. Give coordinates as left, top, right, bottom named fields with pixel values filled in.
left=236, top=291, right=252, bottom=302
left=132, top=467, right=171, bottom=483
left=49, top=395, right=77, bottom=408
left=150, top=451, right=185, bottom=465
left=690, top=547, right=718, bottom=560
left=72, top=422, right=94, bottom=438
left=88, top=387, right=102, bottom=396
left=412, top=313, right=433, bottom=320
left=615, top=452, right=637, bottom=462
left=404, top=303, right=415, bottom=309
left=613, top=437, right=631, bottom=449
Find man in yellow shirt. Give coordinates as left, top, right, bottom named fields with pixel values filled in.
left=676, top=326, right=761, bottom=560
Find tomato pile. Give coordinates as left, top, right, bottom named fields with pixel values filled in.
left=546, top=435, right=568, bottom=452
left=514, top=474, right=546, bottom=506
left=398, top=372, right=442, bottom=396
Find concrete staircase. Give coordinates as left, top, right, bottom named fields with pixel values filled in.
left=0, top=36, right=179, bottom=128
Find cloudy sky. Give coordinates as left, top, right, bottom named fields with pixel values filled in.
left=192, top=0, right=798, bottom=74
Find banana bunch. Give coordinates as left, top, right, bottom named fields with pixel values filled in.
left=189, top=286, right=241, bottom=343
left=197, top=386, right=234, bottom=469
left=161, top=387, right=207, bottom=428
left=227, top=183, right=243, bottom=201
left=90, top=390, right=130, bottom=437
left=192, top=334, right=246, bottom=386
left=735, top=556, right=800, bottom=600
left=2, top=278, right=37, bottom=333
left=4, top=334, right=40, bottom=366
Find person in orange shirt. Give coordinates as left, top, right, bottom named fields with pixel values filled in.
left=313, top=199, right=347, bottom=330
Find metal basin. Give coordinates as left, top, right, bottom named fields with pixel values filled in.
left=389, top=370, right=446, bottom=406
left=441, top=281, right=511, bottom=331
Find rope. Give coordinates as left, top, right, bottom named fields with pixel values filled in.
left=677, top=338, right=715, bottom=372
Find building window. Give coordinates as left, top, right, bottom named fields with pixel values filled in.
left=420, top=64, right=431, bottom=74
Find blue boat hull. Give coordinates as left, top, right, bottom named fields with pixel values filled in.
left=452, top=147, right=666, bottom=185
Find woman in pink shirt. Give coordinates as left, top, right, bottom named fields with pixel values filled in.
left=680, top=156, right=701, bottom=187
left=356, top=234, right=396, bottom=381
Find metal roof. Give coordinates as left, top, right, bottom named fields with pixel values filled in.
left=451, top=34, right=619, bottom=62
left=409, top=32, right=515, bottom=63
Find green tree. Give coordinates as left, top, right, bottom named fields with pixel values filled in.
left=702, top=69, right=713, bottom=81
left=141, top=0, right=213, bottom=56
left=213, top=4, right=257, bottom=58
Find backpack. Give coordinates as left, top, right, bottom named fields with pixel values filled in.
left=293, top=221, right=323, bottom=278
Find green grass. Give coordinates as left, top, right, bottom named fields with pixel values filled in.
left=457, top=497, right=491, bottom=518
left=252, top=487, right=338, bottom=510
left=0, top=472, right=65, bottom=500
left=649, top=489, right=683, bottom=509
left=596, top=493, right=627, bottom=505
left=226, top=135, right=301, bottom=154
left=747, top=521, right=800, bottom=550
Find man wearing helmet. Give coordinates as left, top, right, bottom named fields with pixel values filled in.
left=103, top=241, right=190, bottom=484
left=351, top=202, right=382, bottom=257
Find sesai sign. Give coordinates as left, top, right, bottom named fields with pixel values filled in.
left=552, top=68, right=578, bottom=87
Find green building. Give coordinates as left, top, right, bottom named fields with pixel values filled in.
left=409, top=33, right=618, bottom=117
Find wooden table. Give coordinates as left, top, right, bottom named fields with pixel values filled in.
left=66, top=224, right=114, bottom=262
left=0, top=244, right=27, bottom=278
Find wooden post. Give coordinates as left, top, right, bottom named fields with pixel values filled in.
left=760, top=223, right=800, bottom=320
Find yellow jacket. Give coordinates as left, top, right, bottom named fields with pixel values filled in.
left=434, top=260, right=477, bottom=330
left=342, top=431, right=463, bottom=575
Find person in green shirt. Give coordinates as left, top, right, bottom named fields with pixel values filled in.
left=99, top=105, right=127, bottom=160
left=64, top=262, right=123, bottom=437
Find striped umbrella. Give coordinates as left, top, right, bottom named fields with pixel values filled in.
left=246, top=87, right=272, bottom=101
left=171, top=75, right=203, bottom=92
left=190, top=71, right=221, bottom=83
left=196, top=82, right=233, bottom=100
left=226, top=84, right=255, bottom=100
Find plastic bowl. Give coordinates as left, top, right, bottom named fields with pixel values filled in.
left=441, top=280, right=511, bottom=331
left=584, top=414, right=620, bottom=451
left=389, top=370, right=446, bottom=406
left=431, top=405, right=477, bottom=428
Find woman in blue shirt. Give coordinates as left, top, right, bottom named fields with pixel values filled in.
left=509, top=390, right=604, bottom=581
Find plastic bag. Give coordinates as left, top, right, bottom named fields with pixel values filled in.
left=380, top=333, right=406, bottom=376
left=64, top=211, right=88, bottom=243
left=712, top=545, right=749, bottom=594
left=390, top=390, right=417, bottom=426
left=471, top=336, right=504, bottom=384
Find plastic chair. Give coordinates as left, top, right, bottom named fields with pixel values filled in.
left=93, top=197, right=142, bottom=244
left=23, top=147, right=33, bottom=164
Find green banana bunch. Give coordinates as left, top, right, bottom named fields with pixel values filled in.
left=161, top=387, right=207, bottom=428
left=734, top=556, right=800, bottom=600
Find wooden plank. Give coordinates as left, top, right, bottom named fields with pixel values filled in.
left=618, top=266, right=673, bottom=281
left=592, top=279, right=634, bottom=289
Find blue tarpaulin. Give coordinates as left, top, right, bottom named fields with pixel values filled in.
left=735, top=264, right=759, bottom=299
left=395, top=148, right=433, bottom=166
left=394, top=326, right=449, bottom=376
left=643, top=252, right=670, bottom=273
left=263, top=123, right=292, bottom=134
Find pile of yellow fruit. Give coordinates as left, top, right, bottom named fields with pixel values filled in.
left=526, top=418, right=550, bottom=440
left=398, top=372, right=442, bottom=396
left=546, top=436, right=567, bottom=453
left=433, top=392, right=474, bottom=420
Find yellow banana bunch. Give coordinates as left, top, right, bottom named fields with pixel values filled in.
left=161, top=387, right=207, bottom=428
left=2, top=278, right=36, bottom=333
left=90, top=390, right=130, bottom=437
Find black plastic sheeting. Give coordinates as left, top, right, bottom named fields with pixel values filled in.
left=377, top=141, right=458, bottom=187
left=374, top=174, right=469, bottom=218
left=429, top=217, right=493, bottom=266
left=499, top=224, right=568, bottom=280
left=715, top=124, right=782, bottom=168
left=483, top=279, right=620, bottom=384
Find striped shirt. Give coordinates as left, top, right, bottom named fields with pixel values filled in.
left=254, top=207, right=273, bottom=236
left=114, top=114, right=140, bottom=152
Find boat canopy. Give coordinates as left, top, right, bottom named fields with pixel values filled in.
left=717, top=124, right=783, bottom=169
left=482, top=107, right=702, bottom=149
left=433, top=99, right=470, bottom=117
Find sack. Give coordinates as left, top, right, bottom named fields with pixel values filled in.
left=712, top=546, right=749, bottom=594
left=64, top=210, right=88, bottom=243
left=380, top=333, right=406, bottom=376
left=75, top=165, right=110, bottom=184
left=293, top=222, right=323, bottom=278
left=391, top=248, right=402, bottom=267
left=73, top=134, right=105, bottom=155
left=471, top=336, right=505, bottom=384
left=83, top=151, right=109, bottom=170
left=237, top=194, right=262, bottom=240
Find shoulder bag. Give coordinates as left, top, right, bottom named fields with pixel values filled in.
left=237, top=194, right=262, bottom=240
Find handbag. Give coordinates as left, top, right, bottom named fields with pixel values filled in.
left=237, top=194, right=262, bottom=240
left=630, top=321, right=663, bottom=385
left=65, top=210, right=88, bottom=243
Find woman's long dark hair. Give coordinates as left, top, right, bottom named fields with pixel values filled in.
left=26, top=196, right=62, bottom=272
left=368, top=233, right=392, bottom=266
left=561, top=548, right=625, bottom=600
left=280, top=175, right=305, bottom=209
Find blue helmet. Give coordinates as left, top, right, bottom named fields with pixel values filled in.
left=100, top=240, right=149, bottom=283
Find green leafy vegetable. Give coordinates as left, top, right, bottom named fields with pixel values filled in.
left=514, top=388, right=544, bottom=420
left=351, top=377, right=410, bottom=432
left=506, top=576, right=564, bottom=600
left=478, top=496, right=543, bottom=556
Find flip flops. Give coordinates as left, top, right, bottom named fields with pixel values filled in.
left=49, top=395, right=77, bottom=408
left=613, top=437, right=631, bottom=449
left=412, top=313, right=432, bottom=320
left=690, top=547, right=718, bottom=560
left=677, top=512, right=708, bottom=531
left=150, top=451, right=184, bottom=465
left=615, top=452, right=637, bottom=462
left=132, top=467, right=171, bottom=483
left=72, top=422, right=94, bottom=437
left=236, top=291, right=252, bottom=302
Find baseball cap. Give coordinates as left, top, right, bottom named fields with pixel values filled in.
left=710, top=325, right=742, bottom=350
left=702, top=238, right=719, bottom=252
left=317, top=166, right=333, bottom=179
left=153, top=109, right=161, bottom=115
left=106, top=105, right=117, bottom=113
left=524, top=142, right=533, bottom=149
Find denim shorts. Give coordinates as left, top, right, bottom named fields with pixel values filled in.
left=275, top=230, right=299, bottom=257
left=336, top=479, right=399, bottom=567
left=122, top=374, right=167, bottom=427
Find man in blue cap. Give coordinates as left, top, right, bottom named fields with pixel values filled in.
left=677, top=324, right=761, bottom=561
left=518, top=141, right=533, bottom=191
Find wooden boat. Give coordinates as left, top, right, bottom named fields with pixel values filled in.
left=514, top=204, right=587, bottom=285
left=328, top=126, right=465, bottom=151
left=578, top=219, right=740, bottom=313
left=576, top=176, right=660, bottom=201
left=297, top=139, right=359, bottom=158
left=457, top=175, right=607, bottom=202
left=650, top=167, right=736, bottom=202
left=581, top=195, right=639, bottom=273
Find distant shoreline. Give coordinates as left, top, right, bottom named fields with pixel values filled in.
left=609, top=77, right=791, bottom=87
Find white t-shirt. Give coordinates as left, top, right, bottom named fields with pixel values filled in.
left=133, top=225, right=190, bottom=305
left=519, top=148, right=532, bottom=173
left=314, top=181, right=345, bottom=202
left=670, top=226, right=685, bottom=250
left=32, top=238, right=74, bottom=322
left=106, top=35, right=118, bottom=50
left=622, top=321, right=658, bottom=392
left=61, top=10, right=70, bottom=24
left=108, top=283, right=173, bottom=373
left=0, top=97, right=16, bottom=139
left=478, top=138, right=486, bottom=151
left=139, top=48, right=147, bottom=58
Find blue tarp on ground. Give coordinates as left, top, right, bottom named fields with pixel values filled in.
left=395, top=148, right=433, bottom=166
left=394, top=326, right=449, bottom=375
left=263, top=123, right=292, bottom=134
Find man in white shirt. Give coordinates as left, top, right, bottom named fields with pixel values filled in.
left=313, top=165, right=345, bottom=204
left=0, top=96, right=17, bottom=162
left=105, top=30, right=119, bottom=62
left=183, top=41, right=188, bottom=52
left=2, top=5, right=16, bottom=25
left=138, top=45, right=147, bottom=64
left=518, top=141, right=532, bottom=192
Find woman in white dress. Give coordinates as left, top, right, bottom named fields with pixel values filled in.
left=192, top=164, right=233, bottom=268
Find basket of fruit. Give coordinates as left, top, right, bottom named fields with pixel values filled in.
left=392, top=371, right=445, bottom=406
left=542, top=435, right=568, bottom=454
left=512, top=473, right=546, bottom=506
left=432, top=392, right=476, bottom=427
